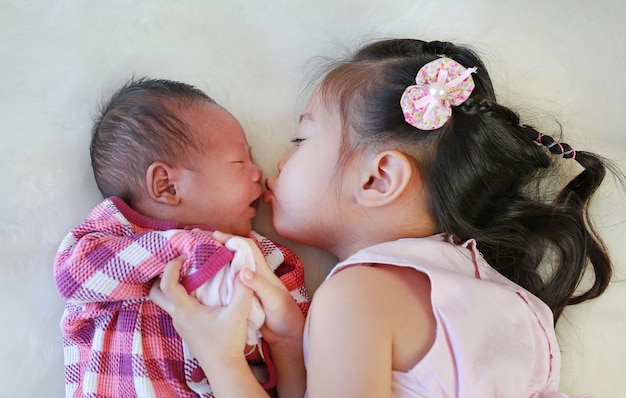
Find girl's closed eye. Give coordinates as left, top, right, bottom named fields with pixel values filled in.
left=291, top=138, right=305, bottom=147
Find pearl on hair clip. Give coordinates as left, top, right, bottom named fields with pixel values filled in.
left=428, top=83, right=448, bottom=100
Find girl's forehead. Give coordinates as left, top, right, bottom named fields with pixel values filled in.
left=304, top=90, right=324, bottom=112
left=304, top=89, right=340, bottom=120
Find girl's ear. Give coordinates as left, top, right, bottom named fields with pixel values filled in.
left=145, top=161, right=181, bottom=205
left=356, top=150, right=413, bottom=207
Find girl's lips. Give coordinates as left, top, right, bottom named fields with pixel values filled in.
left=263, top=178, right=275, bottom=204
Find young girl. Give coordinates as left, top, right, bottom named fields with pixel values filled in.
left=150, top=39, right=617, bottom=397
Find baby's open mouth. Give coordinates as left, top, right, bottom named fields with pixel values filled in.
left=249, top=197, right=261, bottom=209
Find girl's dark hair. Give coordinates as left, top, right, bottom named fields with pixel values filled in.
left=90, top=77, right=216, bottom=204
left=319, top=39, right=614, bottom=322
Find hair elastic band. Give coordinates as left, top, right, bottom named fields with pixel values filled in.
left=561, top=142, right=577, bottom=159
left=563, top=148, right=576, bottom=159
left=545, top=141, right=565, bottom=155
left=537, top=132, right=577, bottom=159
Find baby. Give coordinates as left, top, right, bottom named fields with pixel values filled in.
left=54, top=78, right=309, bottom=397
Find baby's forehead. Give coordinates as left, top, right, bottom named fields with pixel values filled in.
left=181, top=104, right=250, bottom=152
left=181, top=101, right=238, bottom=131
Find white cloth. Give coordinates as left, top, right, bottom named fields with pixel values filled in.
left=192, top=237, right=264, bottom=347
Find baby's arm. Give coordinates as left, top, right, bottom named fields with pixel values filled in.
left=54, top=213, right=232, bottom=304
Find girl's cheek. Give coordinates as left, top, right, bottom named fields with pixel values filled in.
left=277, top=147, right=297, bottom=172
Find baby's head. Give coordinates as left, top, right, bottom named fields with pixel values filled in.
left=91, top=78, right=263, bottom=235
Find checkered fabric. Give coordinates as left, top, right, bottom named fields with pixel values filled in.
left=55, top=197, right=310, bottom=397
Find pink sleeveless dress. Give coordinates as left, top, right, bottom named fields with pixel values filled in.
left=303, top=235, right=585, bottom=397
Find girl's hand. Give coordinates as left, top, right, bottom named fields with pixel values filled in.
left=211, top=231, right=306, bottom=346
left=212, top=231, right=307, bottom=397
left=149, top=256, right=253, bottom=366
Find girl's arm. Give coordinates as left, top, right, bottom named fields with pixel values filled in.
left=213, top=231, right=307, bottom=397
left=151, top=256, right=268, bottom=397
left=239, top=264, right=306, bottom=398
left=249, top=231, right=310, bottom=316
left=151, top=255, right=307, bottom=398
left=306, top=264, right=434, bottom=398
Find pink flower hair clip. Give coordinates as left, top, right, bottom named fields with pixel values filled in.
left=400, top=57, right=477, bottom=130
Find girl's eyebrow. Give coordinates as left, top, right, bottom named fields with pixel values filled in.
left=298, top=113, right=312, bottom=124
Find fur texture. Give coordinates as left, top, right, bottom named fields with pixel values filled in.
left=1, top=1, right=624, bottom=396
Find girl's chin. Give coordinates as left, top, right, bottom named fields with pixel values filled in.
left=271, top=219, right=294, bottom=240
left=272, top=223, right=312, bottom=246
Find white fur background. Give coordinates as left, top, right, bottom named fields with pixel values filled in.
left=1, top=1, right=625, bottom=397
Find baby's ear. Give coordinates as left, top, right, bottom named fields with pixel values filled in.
left=145, top=161, right=181, bottom=205
left=356, top=150, right=412, bottom=207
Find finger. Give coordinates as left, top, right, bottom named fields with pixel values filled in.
left=239, top=267, right=304, bottom=344
left=228, top=238, right=285, bottom=290
left=160, top=256, right=185, bottom=292
left=191, top=228, right=214, bottom=237
left=245, top=254, right=288, bottom=291
left=230, top=276, right=254, bottom=311
left=226, top=277, right=254, bottom=325
left=239, top=267, right=286, bottom=309
left=150, top=256, right=187, bottom=310
left=149, top=281, right=172, bottom=314
left=149, top=278, right=175, bottom=315
left=212, top=230, right=234, bottom=244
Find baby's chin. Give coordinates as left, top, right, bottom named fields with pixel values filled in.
left=232, top=221, right=254, bottom=237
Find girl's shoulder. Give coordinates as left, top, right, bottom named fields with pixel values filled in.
left=314, top=262, right=430, bottom=305
left=319, top=261, right=430, bottom=295
left=311, top=263, right=435, bottom=371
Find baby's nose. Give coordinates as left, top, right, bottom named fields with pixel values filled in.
left=252, top=165, right=263, bottom=182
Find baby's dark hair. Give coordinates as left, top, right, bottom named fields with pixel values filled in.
left=320, top=39, right=614, bottom=321
left=90, top=77, right=216, bottom=204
